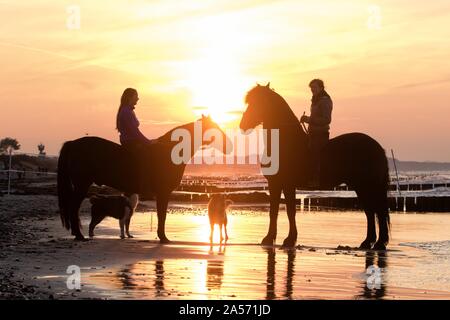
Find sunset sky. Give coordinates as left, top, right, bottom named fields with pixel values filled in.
left=1, top=0, right=450, bottom=161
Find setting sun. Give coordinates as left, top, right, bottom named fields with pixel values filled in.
left=183, top=55, right=249, bottom=125
left=178, top=16, right=256, bottom=126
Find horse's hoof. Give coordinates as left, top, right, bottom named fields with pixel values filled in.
left=282, top=237, right=297, bottom=248
left=372, top=241, right=387, bottom=251
left=261, top=235, right=275, bottom=246
left=74, top=235, right=87, bottom=241
left=359, top=240, right=375, bottom=250
left=159, top=237, right=171, bottom=244
left=127, top=234, right=134, bottom=238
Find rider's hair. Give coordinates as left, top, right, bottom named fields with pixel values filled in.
left=116, top=88, right=138, bottom=131
left=309, top=79, right=325, bottom=89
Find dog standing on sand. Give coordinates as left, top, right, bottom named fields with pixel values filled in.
left=208, top=194, right=233, bottom=243
left=89, top=194, right=139, bottom=239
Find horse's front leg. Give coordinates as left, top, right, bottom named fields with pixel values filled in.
left=282, top=186, right=297, bottom=247
left=261, top=183, right=282, bottom=246
left=156, top=193, right=170, bottom=244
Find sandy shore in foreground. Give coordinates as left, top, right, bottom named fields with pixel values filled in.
left=0, top=195, right=449, bottom=300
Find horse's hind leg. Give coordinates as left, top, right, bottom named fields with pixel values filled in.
left=71, top=189, right=88, bottom=241
left=356, top=190, right=377, bottom=249
left=360, top=209, right=377, bottom=249
left=282, top=186, right=297, bottom=248
left=373, top=192, right=390, bottom=250
left=261, top=183, right=282, bottom=246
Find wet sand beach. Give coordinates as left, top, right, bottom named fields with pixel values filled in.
left=0, top=195, right=449, bottom=299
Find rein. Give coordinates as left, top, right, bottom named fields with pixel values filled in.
left=264, top=121, right=308, bottom=136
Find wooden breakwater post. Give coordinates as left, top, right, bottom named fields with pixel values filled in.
left=302, top=197, right=361, bottom=211
left=388, top=196, right=450, bottom=212
left=167, top=193, right=450, bottom=212
left=388, top=182, right=450, bottom=192
left=303, top=196, right=450, bottom=212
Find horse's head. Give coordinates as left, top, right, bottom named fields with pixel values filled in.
left=240, top=82, right=274, bottom=131
left=199, top=114, right=233, bottom=154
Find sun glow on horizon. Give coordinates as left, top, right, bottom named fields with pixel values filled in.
left=176, top=15, right=256, bottom=126
left=185, top=56, right=248, bottom=126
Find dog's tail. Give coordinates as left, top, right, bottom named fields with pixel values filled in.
left=126, top=202, right=134, bottom=215
left=128, top=194, right=139, bottom=212
left=57, top=141, right=73, bottom=230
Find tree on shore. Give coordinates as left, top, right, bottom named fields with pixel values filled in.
left=0, top=137, right=20, bottom=154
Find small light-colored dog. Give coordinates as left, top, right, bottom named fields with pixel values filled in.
left=208, top=194, right=233, bottom=243
left=89, top=194, right=139, bottom=239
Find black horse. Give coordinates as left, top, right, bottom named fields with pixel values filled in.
left=57, top=115, right=231, bottom=242
left=240, top=84, right=390, bottom=250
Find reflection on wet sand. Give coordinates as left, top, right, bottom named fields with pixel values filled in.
left=85, top=211, right=450, bottom=299
left=265, top=248, right=275, bottom=300
left=265, top=248, right=296, bottom=300
left=118, top=267, right=137, bottom=290
left=90, top=242, right=448, bottom=299
left=357, top=251, right=388, bottom=299
left=115, top=260, right=167, bottom=297
left=285, top=249, right=296, bottom=299
left=106, top=244, right=300, bottom=299
left=207, top=245, right=225, bottom=290
left=155, top=260, right=165, bottom=297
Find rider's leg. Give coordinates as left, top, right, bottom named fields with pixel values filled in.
left=308, top=134, right=320, bottom=187
left=308, top=132, right=329, bottom=188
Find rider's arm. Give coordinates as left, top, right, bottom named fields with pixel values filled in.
left=120, top=108, right=154, bottom=144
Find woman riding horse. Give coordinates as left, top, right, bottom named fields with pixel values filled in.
left=58, top=115, right=231, bottom=242
left=116, top=88, right=160, bottom=194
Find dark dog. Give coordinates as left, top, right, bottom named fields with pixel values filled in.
left=89, top=194, right=138, bottom=239
left=208, top=194, right=233, bottom=243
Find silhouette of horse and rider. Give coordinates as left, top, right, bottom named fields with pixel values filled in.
left=58, top=81, right=390, bottom=250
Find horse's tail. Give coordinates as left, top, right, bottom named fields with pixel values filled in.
left=383, top=149, right=390, bottom=189
left=57, top=141, right=73, bottom=230
left=379, top=148, right=391, bottom=238
left=385, top=151, right=391, bottom=236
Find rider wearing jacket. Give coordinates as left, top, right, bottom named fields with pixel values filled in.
left=300, top=79, right=333, bottom=187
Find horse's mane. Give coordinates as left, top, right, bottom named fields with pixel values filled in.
left=245, top=84, right=304, bottom=131
left=157, top=121, right=195, bottom=143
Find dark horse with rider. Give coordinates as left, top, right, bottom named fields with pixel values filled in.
left=58, top=83, right=390, bottom=250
